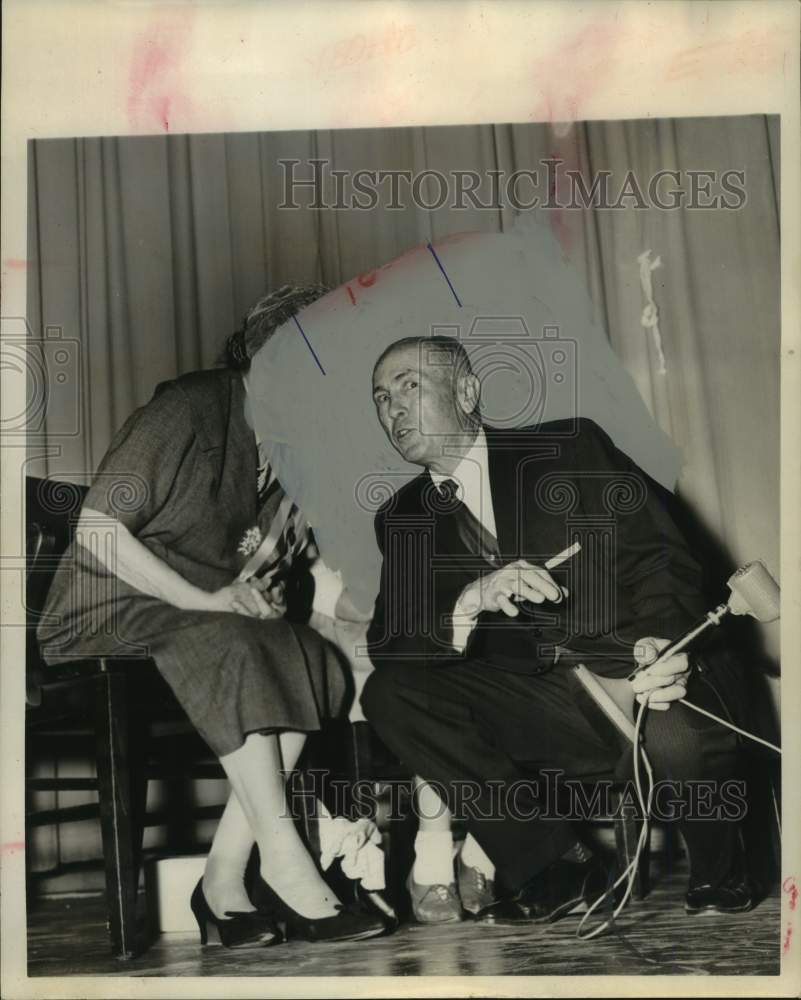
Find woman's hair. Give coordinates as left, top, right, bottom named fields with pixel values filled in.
left=223, top=283, right=330, bottom=371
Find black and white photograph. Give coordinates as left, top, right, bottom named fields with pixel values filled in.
left=2, top=2, right=799, bottom=998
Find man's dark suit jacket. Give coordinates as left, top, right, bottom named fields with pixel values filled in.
left=366, top=418, right=706, bottom=680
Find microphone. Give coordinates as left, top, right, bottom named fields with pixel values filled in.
left=727, top=561, right=781, bottom=622
left=571, top=561, right=783, bottom=751
left=627, top=559, right=780, bottom=678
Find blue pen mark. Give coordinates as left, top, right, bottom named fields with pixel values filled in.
left=292, top=314, right=326, bottom=375
left=427, top=242, right=462, bottom=307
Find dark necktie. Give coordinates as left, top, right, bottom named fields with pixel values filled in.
left=438, top=478, right=502, bottom=568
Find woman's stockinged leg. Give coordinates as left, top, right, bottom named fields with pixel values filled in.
left=203, top=730, right=323, bottom=918
left=219, top=731, right=340, bottom=919
left=203, top=794, right=258, bottom=916
left=278, top=730, right=306, bottom=773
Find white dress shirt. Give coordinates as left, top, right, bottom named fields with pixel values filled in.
left=430, top=427, right=498, bottom=653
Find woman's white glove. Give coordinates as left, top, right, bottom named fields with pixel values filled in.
left=316, top=801, right=385, bottom=890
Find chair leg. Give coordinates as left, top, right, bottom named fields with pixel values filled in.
left=345, top=721, right=375, bottom=784
left=95, top=668, right=142, bottom=959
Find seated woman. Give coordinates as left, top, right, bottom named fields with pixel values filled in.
left=37, top=284, right=385, bottom=948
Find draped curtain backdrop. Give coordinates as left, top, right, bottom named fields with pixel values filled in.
left=28, top=116, right=780, bottom=660
left=26, top=116, right=780, bottom=885
left=27, top=117, right=778, bottom=629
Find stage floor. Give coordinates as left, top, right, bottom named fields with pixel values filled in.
left=27, top=861, right=781, bottom=979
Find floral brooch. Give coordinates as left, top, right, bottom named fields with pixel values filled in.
left=238, top=525, right=263, bottom=557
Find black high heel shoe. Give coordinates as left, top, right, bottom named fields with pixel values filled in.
left=251, top=873, right=387, bottom=943
left=190, top=879, right=283, bottom=948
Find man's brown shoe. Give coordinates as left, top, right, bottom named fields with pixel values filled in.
left=456, top=853, right=497, bottom=916
left=406, top=872, right=463, bottom=924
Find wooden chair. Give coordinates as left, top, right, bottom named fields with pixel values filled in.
left=25, top=477, right=394, bottom=955
left=25, top=475, right=226, bottom=959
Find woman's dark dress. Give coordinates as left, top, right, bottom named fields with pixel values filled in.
left=37, top=368, right=346, bottom=757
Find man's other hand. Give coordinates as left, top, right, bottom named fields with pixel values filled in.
left=459, top=559, right=569, bottom=619
left=630, top=636, right=690, bottom=711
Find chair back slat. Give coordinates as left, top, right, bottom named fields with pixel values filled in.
left=26, top=478, right=89, bottom=697
left=25, top=476, right=88, bottom=620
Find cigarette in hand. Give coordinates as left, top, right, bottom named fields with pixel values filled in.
left=544, top=541, right=581, bottom=570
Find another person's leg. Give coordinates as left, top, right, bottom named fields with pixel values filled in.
left=411, top=777, right=497, bottom=919
left=636, top=656, right=751, bottom=909
left=413, top=776, right=454, bottom=884
left=361, top=661, right=616, bottom=893
left=406, top=777, right=462, bottom=922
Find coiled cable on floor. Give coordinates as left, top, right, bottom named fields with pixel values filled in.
left=576, top=698, right=653, bottom=941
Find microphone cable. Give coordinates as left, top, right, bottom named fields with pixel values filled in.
left=576, top=675, right=782, bottom=944
left=676, top=697, right=781, bottom=754
left=576, top=698, right=653, bottom=942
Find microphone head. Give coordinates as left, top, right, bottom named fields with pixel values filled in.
left=727, top=561, right=780, bottom=622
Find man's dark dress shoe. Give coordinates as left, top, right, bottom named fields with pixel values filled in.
left=252, top=874, right=387, bottom=942
left=190, top=880, right=283, bottom=948
left=685, top=873, right=754, bottom=914
left=473, top=855, right=611, bottom=924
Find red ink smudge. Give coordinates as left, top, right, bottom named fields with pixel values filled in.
left=528, top=12, right=619, bottom=267
left=546, top=148, right=574, bottom=258
left=3, top=259, right=29, bottom=269
left=2, top=841, right=25, bottom=853
left=783, top=876, right=798, bottom=911
left=155, top=95, right=171, bottom=132
left=127, top=12, right=195, bottom=131
left=431, top=232, right=480, bottom=248
left=665, top=28, right=781, bottom=84
left=531, top=19, right=618, bottom=125
left=526, top=19, right=620, bottom=261
left=346, top=286, right=356, bottom=306
left=783, top=924, right=793, bottom=954
left=357, top=271, right=377, bottom=288
left=309, top=22, right=416, bottom=78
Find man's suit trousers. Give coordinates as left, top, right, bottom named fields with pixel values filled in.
left=361, top=654, right=744, bottom=891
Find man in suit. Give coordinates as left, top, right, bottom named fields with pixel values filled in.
left=361, top=335, right=753, bottom=921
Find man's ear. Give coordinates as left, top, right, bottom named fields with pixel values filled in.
left=457, top=373, right=481, bottom=416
